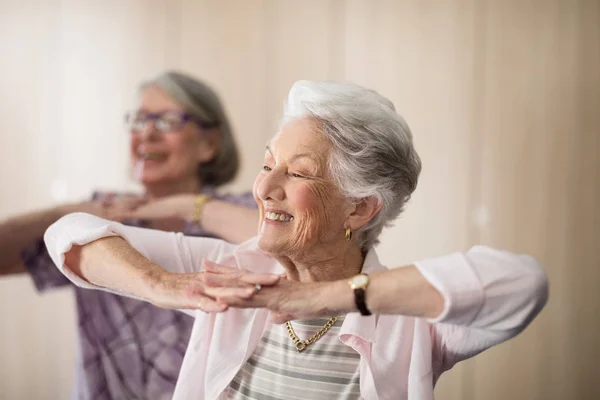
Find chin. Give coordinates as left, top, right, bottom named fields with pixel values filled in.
left=257, top=234, right=287, bottom=255
left=137, top=175, right=164, bottom=185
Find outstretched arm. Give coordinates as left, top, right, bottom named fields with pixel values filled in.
left=109, top=193, right=259, bottom=244
left=0, top=198, right=135, bottom=276
left=207, top=246, right=548, bottom=360
left=44, top=213, right=276, bottom=313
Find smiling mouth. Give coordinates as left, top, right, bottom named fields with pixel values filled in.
left=138, top=152, right=166, bottom=161
left=265, top=211, right=294, bottom=222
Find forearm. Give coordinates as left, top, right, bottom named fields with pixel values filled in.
left=325, top=266, right=444, bottom=318
left=0, top=206, right=67, bottom=275
left=197, top=200, right=259, bottom=243
left=65, top=236, right=246, bottom=313
left=367, top=266, right=444, bottom=317
left=66, top=236, right=164, bottom=302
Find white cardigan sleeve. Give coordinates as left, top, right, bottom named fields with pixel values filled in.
left=414, top=246, right=549, bottom=373
left=43, top=212, right=238, bottom=293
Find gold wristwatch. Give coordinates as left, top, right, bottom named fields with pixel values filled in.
left=349, top=274, right=371, bottom=316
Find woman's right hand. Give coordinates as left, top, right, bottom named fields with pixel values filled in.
left=148, top=263, right=281, bottom=313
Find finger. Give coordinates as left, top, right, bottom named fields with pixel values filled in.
left=215, top=295, right=258, bottom=308
left=203, top=261, right=280, bottom=285
left=124, top=198, right=149, bottom=210
left=105, top=211, right=133, bottom=222
left=203, top=260, right=237, bottom=274
left=102, top=193, right=116, bottom=207
left=202, top=272, right=251, bottom=288
left=195, top=296, right=228, bottom=313
left=239, top=273, right=280, bottom=286
left=203, top=271, right=280, bottom=288
left=203, top=285, right=256, bottom=300
left=119, top=202, right=149, bottom=214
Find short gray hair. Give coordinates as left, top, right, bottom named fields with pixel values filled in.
left=282, top=80, right=422, bottom=249
left=142, top=71, right=239, bottom=187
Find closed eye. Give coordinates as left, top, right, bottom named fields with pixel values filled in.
left=289, top=173, right=305, bottom=178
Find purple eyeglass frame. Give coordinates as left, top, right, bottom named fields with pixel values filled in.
left=124, top=111, right=220, bottom=132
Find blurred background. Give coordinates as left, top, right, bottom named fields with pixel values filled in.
left=0, top=0, right=598, bottom=399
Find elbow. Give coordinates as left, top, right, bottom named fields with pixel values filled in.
left=495, top=254, right=549, bottom=338
left=467, top=247, right=550, bottom=337
left=518, top=255, right=549, bottom=328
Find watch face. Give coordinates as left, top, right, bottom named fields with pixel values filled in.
left=351, top=274, right=369, bottom=288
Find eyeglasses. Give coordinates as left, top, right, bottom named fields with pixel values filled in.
left=124, top=111, right=219, bottom=134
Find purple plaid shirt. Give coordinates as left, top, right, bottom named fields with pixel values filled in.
left=22, top=190, right=257, bottom=400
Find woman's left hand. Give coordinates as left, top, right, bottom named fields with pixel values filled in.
left=202, top=261, right=353, bottom=323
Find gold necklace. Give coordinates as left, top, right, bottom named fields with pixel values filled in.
left=285, top=317, right=339, bottom=353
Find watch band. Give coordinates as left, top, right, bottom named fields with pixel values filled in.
left=354, top=288, right=371, bottom=316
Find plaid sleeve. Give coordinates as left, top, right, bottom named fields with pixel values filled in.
left=182, top=191, right=257, bottom=237
left=20, top=191, right=115, bottom=292
left=21, top=237, right=71, bottom=292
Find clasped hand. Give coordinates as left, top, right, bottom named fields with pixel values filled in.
left=154, top=261, right=339, bottom=323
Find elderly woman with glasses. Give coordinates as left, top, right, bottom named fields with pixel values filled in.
left=0, top=71, right=258, bottom=399
left=44, top=80, right=548, bottom=400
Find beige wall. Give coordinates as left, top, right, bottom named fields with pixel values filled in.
left=0, top=0, right=598, bottom=398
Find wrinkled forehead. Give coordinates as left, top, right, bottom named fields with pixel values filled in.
left=266, top=118, right=331, bottom=165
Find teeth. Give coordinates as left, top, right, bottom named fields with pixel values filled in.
left=139, top=153, right=163, bottom=161
left=265, top=212, right=294, bottom=222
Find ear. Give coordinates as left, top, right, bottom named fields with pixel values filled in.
left=196, top=130, right=221, bottom=163
left=345, top=197, right=382, bottom=230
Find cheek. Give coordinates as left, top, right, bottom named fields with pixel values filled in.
left=252, top=175, right=263, bottom=204
left=290, top=185, right=321, bottom=214
left=165, top=134, right=200, bottom=167
left=164, top=134, right=188, bottom=153
left=290, top=181, right=339, bottom=248
left=253, top=175, right=265, bottom=219
left=129, top=135, right=139, bottom=154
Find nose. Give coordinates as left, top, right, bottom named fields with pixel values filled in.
left=256, top=169, right=285, bottom=202
left=135, top=121, right=161, bottom=141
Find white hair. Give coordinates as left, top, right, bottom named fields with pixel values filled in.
left=282, top=80, right=422, bottom=249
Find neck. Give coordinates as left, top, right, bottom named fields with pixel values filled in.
left=143, top=178, right=202, bottom=199
left=276, top=243, right=365, bottom=283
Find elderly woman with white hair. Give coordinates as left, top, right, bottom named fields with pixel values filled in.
left=44, top=80, right=548, bottom=400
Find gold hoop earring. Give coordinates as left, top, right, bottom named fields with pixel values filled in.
left=345, top=227, right=352, bottom=242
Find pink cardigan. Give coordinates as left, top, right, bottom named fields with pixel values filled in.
left=44, top=213, right=548, bottom=400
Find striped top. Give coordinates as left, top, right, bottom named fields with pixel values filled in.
left=227, top=316, right=361, bottom=400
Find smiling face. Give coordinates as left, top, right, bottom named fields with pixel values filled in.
left=253, top=118, right=353, bottom=256
left=129, top=84, right=218, bottom=188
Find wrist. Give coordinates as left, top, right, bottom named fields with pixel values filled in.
left=190, top=194, right=213, bottom=226
left=142, top=265, right=172, bottom=304
left=348, top=273, right=372, bottom=316
left=320, top=280, right=355, bottom=315
left=177, top=194, right=198, bottom=221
